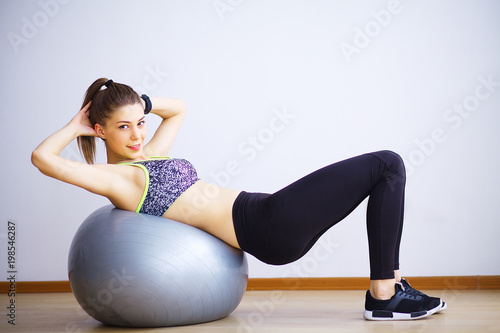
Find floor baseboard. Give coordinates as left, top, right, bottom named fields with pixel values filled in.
left=246, top=276, right=500, bottom=290
left=1, top=276, right=499, bottom=294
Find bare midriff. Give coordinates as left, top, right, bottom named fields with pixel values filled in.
left=162, top=180, right=242, bottom=248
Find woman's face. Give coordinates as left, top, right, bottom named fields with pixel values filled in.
left=95, top=103, right=147, bottom=163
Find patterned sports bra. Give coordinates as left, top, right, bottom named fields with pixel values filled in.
left=122, top=157, right=200, bottom=216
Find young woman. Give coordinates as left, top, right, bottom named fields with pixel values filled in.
left=32, top=78, right=446, bottom=321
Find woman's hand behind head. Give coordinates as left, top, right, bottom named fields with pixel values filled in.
left=70, top=102, right=98, bottom=137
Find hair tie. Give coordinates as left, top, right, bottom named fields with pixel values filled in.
left=104, top=79, right=113, bottom=88
left=141, top=94, right=152, bottom=114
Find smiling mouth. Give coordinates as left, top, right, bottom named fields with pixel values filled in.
left=128, top=144, right=141, bottom=150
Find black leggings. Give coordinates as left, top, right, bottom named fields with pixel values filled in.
left=232, top=150, right=406, bottom=280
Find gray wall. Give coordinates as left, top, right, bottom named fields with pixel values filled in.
left=1, top=0, right=499, bottom=281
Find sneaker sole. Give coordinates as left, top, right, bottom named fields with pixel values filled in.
left=436, top=301, right=447, bottom=313
left=363, top=303, right=441, bottom=321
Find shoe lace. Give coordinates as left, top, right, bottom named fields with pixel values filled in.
left=401, top=279, right=426, bottom=296
left=396, top=282, right=418, bottom=299
left=399, top=289, right=418, bottom=300
left=404, top=288, right=421, bottom=297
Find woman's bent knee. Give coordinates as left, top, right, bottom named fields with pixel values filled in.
left=370, top=150, right=406, bottom=179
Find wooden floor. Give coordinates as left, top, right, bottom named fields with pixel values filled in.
left=2, top=290, right=499, bottom=332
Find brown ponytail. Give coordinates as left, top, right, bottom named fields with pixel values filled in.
left=77, top=78, right=141, bottom=164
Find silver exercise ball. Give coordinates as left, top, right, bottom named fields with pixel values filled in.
left=68, top=205, right=248, bottom=328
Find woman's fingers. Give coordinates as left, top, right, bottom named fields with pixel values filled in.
left=82, top=101, right=92, bottom=112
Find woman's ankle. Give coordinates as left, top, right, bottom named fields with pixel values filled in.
left=370, top=278, right=396, bottom=300
left=394, top=270, right=401, bottom=282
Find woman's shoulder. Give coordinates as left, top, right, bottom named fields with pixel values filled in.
left=91, top=162, right=148, bottom=211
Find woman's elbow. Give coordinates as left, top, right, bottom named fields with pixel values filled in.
left=31, top=148, right=49, bottom=174
left=31, top=148, right=41, bottom=169
left=177, top=99, right=187, bottom=115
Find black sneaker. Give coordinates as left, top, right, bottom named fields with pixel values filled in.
left=400, top=278, right=447, bottom=313
left=364, top=282, right=442, bottom=320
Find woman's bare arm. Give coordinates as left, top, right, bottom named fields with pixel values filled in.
left=31, top=103, right=123, bottom=197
